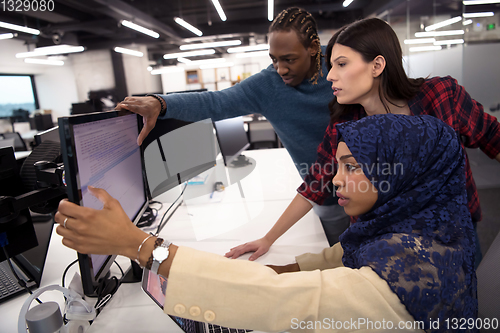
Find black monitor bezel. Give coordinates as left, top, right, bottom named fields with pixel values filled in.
left=58, top=110, right=149, bottom=296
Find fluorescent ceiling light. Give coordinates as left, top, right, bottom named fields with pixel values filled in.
left=211, top=0, right=227, bottom=21
left=409, top=45, right=442, bottom=52
left=181, top=58, right=226, bottom=66
left=177, top=57, right=192, bottom=63
left=164, top=49, right=215, bottom=59
left=268, top=0, right=274, bottom=21
left=16, top=45, right=85, bottom=58
left=463, top=19, right=473, bottom=25
left=200, top=62, right=234, bottom=69
left=0, top=21, right=40, bottom=35
left=463, top=0, right=500, bottom=5
left=151, top=67, right=185, bottom=75
left=415, top=30, right=464, bottom=37
left=24, top=58, right=64, bottom=66
left=404, top=38, right=436, bottom=44
left=434, top=39, right=465, bottom=45
left=174, top=17, right=203, bottom=37
left=227, top=44, right=269, bottom=53
left=343, top=0, right=354, bottom=7
left=114, top=47, right=143, bottom=57
left=180, top=40, right=241, bottom=50
left=121, top=20, right=159, bottom=38
left=463, top=12, right=495, bottom=18
left=235, top=51, right=270, bottom=58
left=425, top=16, right=462, bottom=31
left=0, top=33, right=16, bottom=40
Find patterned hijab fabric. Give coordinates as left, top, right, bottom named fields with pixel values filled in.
left=336, top=114, right=477, bottom=332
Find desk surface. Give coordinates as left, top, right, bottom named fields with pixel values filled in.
left=0, top=148, right=329, bottom=333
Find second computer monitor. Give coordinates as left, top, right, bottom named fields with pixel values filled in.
left=213, top=116, right=250, bottom=167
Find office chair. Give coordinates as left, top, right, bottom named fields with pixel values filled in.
left=0, top=132, right=28, bottom=152
left=476, top=229, right=500, bottom=320
left=247, top=120, right=278, bottom=149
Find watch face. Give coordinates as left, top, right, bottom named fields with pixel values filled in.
left=153, top=247, right=169, bottom=261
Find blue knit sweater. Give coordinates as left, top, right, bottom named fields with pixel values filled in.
left=160, top=48, right=333, bottom=194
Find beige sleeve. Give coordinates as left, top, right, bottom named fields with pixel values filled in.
left=163, top=246, right=422, bottom=333
left=295, top=242, right=344, bottom=271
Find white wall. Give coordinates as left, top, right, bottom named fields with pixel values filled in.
left=159, top=52, right=272, bottom=93
left=462, top=43, right=500, bottom=115
left=0, top=38, right=79, bottom=120
left=33, top=57, right=79, bottom=120
left=70, top=50, right=115, bottom=102
left=404, top=45, right=464, bottom=83
left=403, top=43, right=500, bottom=118
left=121, top=44, right=162, bottom=95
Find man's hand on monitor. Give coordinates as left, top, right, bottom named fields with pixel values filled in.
left=116, top=96, right=161, bottom=146
left=54, top=186, right=147, bottom=260
left=224, top=237, right=272, bottom=261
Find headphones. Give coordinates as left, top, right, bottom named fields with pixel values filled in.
left=18, top=285, right=95, bottom=333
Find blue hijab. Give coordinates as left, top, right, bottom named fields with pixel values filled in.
left=336, top=114, right=477, bottom=332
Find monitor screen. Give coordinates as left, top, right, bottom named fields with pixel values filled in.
left=58, top=110, right=148, bottom=296
left=143, top=119, right=217, bottom=199
left=213, top=116, right=250, bottom=166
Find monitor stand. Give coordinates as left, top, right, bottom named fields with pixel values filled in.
left=121, top=260, right=143, bottom=283
left=229, top=154, right=251, bottom=168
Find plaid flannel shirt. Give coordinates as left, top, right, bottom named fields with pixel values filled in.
left=298, top=76, right=500, bottom=223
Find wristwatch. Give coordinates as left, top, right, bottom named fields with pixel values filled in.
left=151, top=240, right=172, bottom=275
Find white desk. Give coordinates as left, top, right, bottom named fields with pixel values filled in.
left=0, top=148, right=329, bottom=333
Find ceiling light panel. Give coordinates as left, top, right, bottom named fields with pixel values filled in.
left=164, top=49, right=216, bottom=59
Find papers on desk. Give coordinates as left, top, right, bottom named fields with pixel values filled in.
left=187, top=173, right=209, bottom=185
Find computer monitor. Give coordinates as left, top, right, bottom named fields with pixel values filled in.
left=71, top=102, right=95, bottom=115
left=213, top=116, right=250, bottom=167
left=143, top=118, right=217, bottom=199
left=58, top=110, right=149, bottom=296
left=34, top=114, right=53, bottom=131
left=0, top=147, right=38, bottom=262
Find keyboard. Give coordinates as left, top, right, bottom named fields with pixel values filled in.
left=206, top=324, right=251, bottom=333
left=0, top=260, right=24, bottom=301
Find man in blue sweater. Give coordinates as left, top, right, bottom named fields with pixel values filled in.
left=117, top=8, right=349, bottom=258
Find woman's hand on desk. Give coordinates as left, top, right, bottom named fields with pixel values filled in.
left=224, top=237, right=272, bottom=261
left=54, top=186, right=147, bottom=260
left=116, top=96, right=161, bottom=146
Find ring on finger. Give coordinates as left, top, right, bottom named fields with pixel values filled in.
left=63, top=217, right=68, bottom=228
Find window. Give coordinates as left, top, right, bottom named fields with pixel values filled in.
left=0, top=74, right=39, bottom=118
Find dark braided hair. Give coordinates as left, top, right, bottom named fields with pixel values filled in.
left=269, top=7, right=323, bottom=84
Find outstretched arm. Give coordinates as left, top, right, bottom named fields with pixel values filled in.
left=224, top=193, right=313, bottom=260
left=55, top=186, right=178, bottom=278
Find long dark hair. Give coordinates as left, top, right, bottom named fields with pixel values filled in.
left=269, top=7, right=322, bottom=84
left=326, top=18, right=425, bottom=122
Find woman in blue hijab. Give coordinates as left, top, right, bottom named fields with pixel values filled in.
left=334, top=113, right=477, bottom=331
